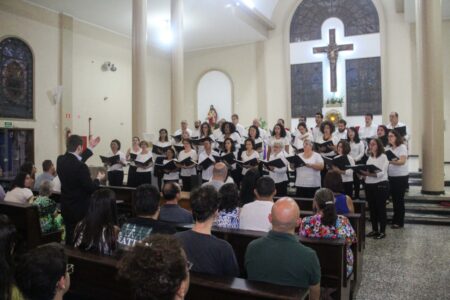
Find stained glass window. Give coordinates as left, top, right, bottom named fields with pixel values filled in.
left=0, top=37, right=34, bottom=119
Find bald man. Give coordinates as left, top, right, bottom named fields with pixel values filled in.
left=245, top=197, right=321, bottom=300
left=202, top=162, right=229, bottom=191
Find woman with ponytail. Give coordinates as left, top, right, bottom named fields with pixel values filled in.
left=300, top=188, right=356, bottom=277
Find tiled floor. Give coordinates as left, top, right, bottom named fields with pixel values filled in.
left=355, top=224, right=450, bottom=300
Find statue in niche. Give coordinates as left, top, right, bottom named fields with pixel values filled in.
left=207, top=105, right=218, bottom=128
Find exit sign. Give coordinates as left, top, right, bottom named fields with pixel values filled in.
left=4, top=121, right=13, bottom=128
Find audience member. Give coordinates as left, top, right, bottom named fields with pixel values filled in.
left=0, top=215, right=19, bottom=300
left=20, top=161, right=37, bottom=181
left=239, top=168, right=261, bottom=206
left=15, top=244, right=70, bottom=300
left=32, top=181, right=64, bottom=234
left=324, top=171, right=354, bottom=214
left=239, top=176, right=276, bottom=232
left=175, top=185, right=239, bottom=276
left=245, top=198, right=320, bottom=300
left=118, top=184, right=175, bottom=249
left=159, top=182, right=193, bottom=224
left=34, top=160, right=56, bottom=190
left=300, top=188, right=356, bottom=277
left=214, top=183, right=240, bottom=229
left=202, top=162, right=228, bottom=190
left=119, top=234, right=190, bottom=300
left=4, top=172, right=34, bottom=204
left=74, top=189, right=119, bottom=255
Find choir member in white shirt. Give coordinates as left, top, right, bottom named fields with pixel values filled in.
left=221, top=137, right=239, bottom=184
left=134, top=140, right=154, bottom=186
left=331, top=140, right=355, bottom=197
left=252, top=118, right=269, bottom=144
left=312, top=112, right=324, bottom=142
left=358, top=113, right=378, bottom=142
left=105, top=139, right=127, bottom=186
left=241, top=138, right=260, bottom=176
left=213, top=119, right=226, bottom=140
left=218, top=122, right=241, bottom=151
left=191, top=120, right=202, bottom=138
left=153, top=129, right=172, bottom=189
left=162, top=148, right=180, bottom=185
left=267, top=123, right=290, bottom=159
left=173, top=120, right=192, bottom=137
left=316, top=121, right=339, bottom=158
left=333, top=119, right=348, bottom=141
left=177, top=139, right=198, bottom=191
left=292, top=139, right=324, bottom=198
left=267, top=142, right=289, bottom=196
left=376, top=125, right=389, bottom=147
left=360, top=138, right=389, bottom=239
left=347, top=127, right=365, bottom=199
left=292, top=122, right=312, bottom=153
left=126, top=136, right=142, bottom=187
left=231, top=113, right=246, bottom=138
left=197, top=122, right=214, bottom=154
left=276, top=118, right=292, bottom=144
left=245, top=125, right=264, bottom=159
left=198, top=138, right=219, bottom=183
left=387, top=130, right=408, bottom=229
left=4, top=172, right=34, bottom=204
left=386, top=112, right=410, bottom=146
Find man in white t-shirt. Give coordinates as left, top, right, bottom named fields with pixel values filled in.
left=173, top=120, right=192, bottom=137
left=333, top=119, right=348, bottom=140
left=240, top=176, right=276, bottom=232
left=359, top=113, right=378, bottom=141
left=232, top=114, right=246, bottom=137
left=386, top=112, right=410, bottom=146
left=312, top=112, right=323, bottom=142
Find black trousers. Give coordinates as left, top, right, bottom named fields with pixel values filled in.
left=135, top=172, right=152, bottom=187
left=365, top=181, right=389, bottom=234
left=353, top=172, right=362, bottom=199
left=343, top=181, right=354, bottom=198
left=127, top=166, right=138, bottom=187
left=296, top=186, right=320, bottom=198
left=389, top=176, right=408, bottom=227
left=108, top=170, right=124, bottom=186
left=181, top=176, right=192, bottom=192
left=275, top=181, right=288, bottom=197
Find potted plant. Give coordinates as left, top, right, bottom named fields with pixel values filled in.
left=325, top=96, right=344, bottom=107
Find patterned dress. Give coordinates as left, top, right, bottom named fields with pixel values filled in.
left=32, top=196, right=64, bottom=234
left=214, top=208, right=240, bottom=229
left=300, top=214, right=356, bottom=277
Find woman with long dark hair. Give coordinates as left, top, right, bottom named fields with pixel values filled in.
left=221, top=137, right=239, bottom=184
left=347, top=127, right=365, bottom=199
left=105, top=139, right=127, bottom=186
left=267, top=123, right=289, bottom=159
left=74, top=189, right=119, bottom=255
left=126, top=136, right=141, bottom=187
left=177, top=139, right=198, bottom=192
left=153, top=129, right=171, bottom=189
left=0, top=215, right=18, bottom=300
left=4, top=172, right=34, bottom=204
left=300, top=188, right=356, bottom=277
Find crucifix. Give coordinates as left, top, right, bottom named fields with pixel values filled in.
left=313, top=28, right=354, bottom=92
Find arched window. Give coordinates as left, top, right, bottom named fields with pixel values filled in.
left=0, top=37, right=34, bottom=119
left=197, top=70, right=233, bottom=123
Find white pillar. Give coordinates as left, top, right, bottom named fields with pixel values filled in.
left=171, top=0, right=184, bottom=132
left=132, top=0, right=148, bottom=137
left=415, top=0, right=444, bottom=194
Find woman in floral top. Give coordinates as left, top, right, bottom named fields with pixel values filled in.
left=300, top=188, right=356, bottom=277
left=214, top=183, right=240, bottom=229
left=32, top=181, right=64, bottom=235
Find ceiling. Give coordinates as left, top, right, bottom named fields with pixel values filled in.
left=23, top=0, right=280, bottom=51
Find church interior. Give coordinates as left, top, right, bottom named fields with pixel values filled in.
left=0, top=0, right=449, bottom=299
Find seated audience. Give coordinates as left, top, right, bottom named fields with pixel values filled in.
left=74, top=189, right=119, bottom=255
left=239, top=169, right=261, bottom=206
left=245, top=198, right=320, bottom=300
left=175, top=185, right=239, bottom=276
left=202, top=162, right=228, bottom=190
left=32, top=181, right=64, bottom=234
left=214, top=183, right=240, bottom=229
left=118, top=184, right=175, bottom=249
left=4, top=172, right=34, bottom=204
left=20, top=161, right=37, bottom=183
left=119, top=234, right=190, bottom=300
left=33, top=159, right=56, bottom=190
left=240, top=176, right=276, bottom=232
left=300, top=188, right=356, bottom=277
left=323, top=171, right=354, bottom=214
left=0, top=215, right=19, bottom=300
left=159, top=182, right=193, bottom=224
left=14, top=244, right=70, bottom=300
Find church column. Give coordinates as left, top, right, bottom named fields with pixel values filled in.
left=171, top=0, right=184, bottom=132
left=132, top=0, right=148, bottom=137
left=415, top=0, right=444, bottom=194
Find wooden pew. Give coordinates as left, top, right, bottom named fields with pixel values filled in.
left=0, top=201, right=62, bottom=251
left=176, top=225, right=350, bottom=300
left=65, top=247, right=309, bottom=300
left=99, top=185, right=136, bottom=216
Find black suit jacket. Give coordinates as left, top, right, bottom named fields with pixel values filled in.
left=57, top=149, right=100, bottom=224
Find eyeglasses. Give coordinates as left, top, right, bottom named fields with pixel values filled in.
left=66, top=264, right=74, bottom=275
left=187, top=261, right=193, bottom=271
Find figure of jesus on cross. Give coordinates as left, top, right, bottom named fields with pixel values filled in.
left=313, top=28, right=354, bottom=92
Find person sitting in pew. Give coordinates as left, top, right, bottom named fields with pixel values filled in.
left=239, top=176, right=276, bottom=232
left=175, top=185, right=239, bottom=277
left=4, top=172, right=34, bottom=204
left=239, top=168, right=261, bottom=207
left=300, top=188, right=356, bottom=277
left=33, top=159, right=56, bottom=190
left=323, top=171, right=354, bottom=214
left=201, top=162, right=229, bottom=191
left=214, top=183, right=240, bottom=229
left=32, top=181, right=64, bottom=235
left=245, top=197, right=321, bottom=300
left=0, top=215, right=20, bottom=300
left=74, top=189, right=119, bottom=255
left=118, top=184, right=176, bottom=249
left=159, top=182, right=193, bottom=224
left=119, top=234, right=190, bottom=300
left=14, top=244, right=71, bottom=300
